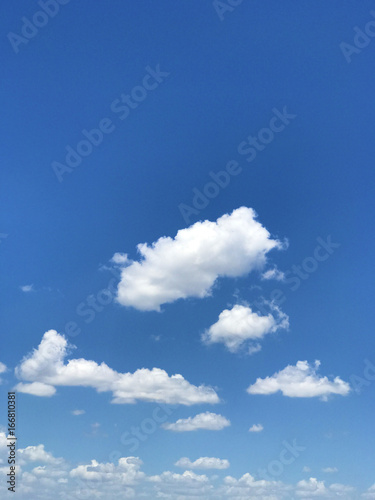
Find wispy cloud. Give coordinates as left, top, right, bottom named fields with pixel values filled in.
left=71, top=409, right=85, bottom=416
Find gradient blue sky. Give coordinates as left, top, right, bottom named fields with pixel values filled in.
left=1, top=1, right=375, bottom=498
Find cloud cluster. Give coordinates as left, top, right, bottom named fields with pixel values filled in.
left=247, top=360, right=351, bottom=400
left=114, top=207, right=284, bottom=311
left=202, top=304, right=289, bottom=353
left=14, top=330, right=219, bottom=405
left=0, top=433, right=367, bottom=499
left=162, top=412, right=231, bottom=432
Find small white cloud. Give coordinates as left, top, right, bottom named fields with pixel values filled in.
left=0, top=362, right=7, bottom=374
left=322, top=467, right=338, bottom=473
left=162, top=412, right=230, bottom=432
left=20, top=284, right=34, bottom=293
left=247, top=360, right=351, bottom=400
left=302, top=466, right=311, bottom=472
left=113, top=207, right=285, bottom=311
left=248, top=424, right=263, bottom=433
left=111, top=253, right=129, bottom=265
left=261, top=268, right=285, bottom=281
left=71, top=409, right=85, bottom=416
left=175, top=457, right=230, bottom=470
left=202, top=303, right=288, bottom=353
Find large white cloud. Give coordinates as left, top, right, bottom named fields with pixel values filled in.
left=175, top=457, right=230, bottom=470
left=162, top=411, right=230, bottom=432
left=202, top=304, right=289, bottom=353
left=247, top=360, right=351, bottom=400
left=114, top=207, right=285, bottom=311
left=14, top=330, right=219, bottom=405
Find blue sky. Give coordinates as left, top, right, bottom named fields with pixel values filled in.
left=1, top=1, right=375, bottom=498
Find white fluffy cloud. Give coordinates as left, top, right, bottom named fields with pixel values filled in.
left=114, top=207, right=284, bottom=311
left=296, top=477, right=355, bottom=497
left=162, top=411, right=230, bottom=432
left=70, top=457, right=145, bottom=485
left=18, top=444, right=64, bottom=466
left=14, top=330, right=219, bottom=405
left=202, top=304, right=289, bottom=353
left=247, top=360, right=351, bottom=400
left=249, top=423, right=263, bottom=432
left=175, top=457, right=230, bottom=470
left=20, top=284, right=34, bottom=292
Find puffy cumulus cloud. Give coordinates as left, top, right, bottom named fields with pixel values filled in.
left=202, top=304, right=288, bottom=353
left=18, top=444, right=64, bottom=466
left=220, top=473, right=293, bottom=498
left=247, top=360, right=351, bottom=400
left=162, top=412, right=230, bottom=432
left=249, top=423, right=263, bottom=433
left=20, top=284, right=34, bottom=293
left=148, top=470, right=214, bottom=497
left=14, top=330, right=219, bottom=406
left=296, top=477, right=355, bottom=498
left=70, top=457, right=145, bottom=485
left=114, top=207, right=285, bottom=311
left=174, top=457, right=230, bottom=470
